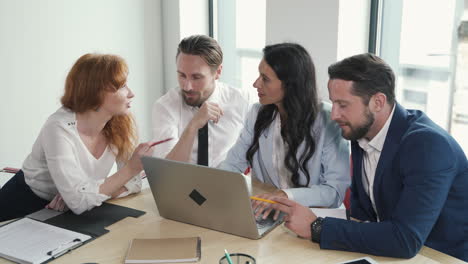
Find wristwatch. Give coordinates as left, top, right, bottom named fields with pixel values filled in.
left=311, top=217, right=324, bottom=243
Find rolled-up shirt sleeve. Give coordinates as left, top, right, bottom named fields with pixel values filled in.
left=116, top=161, right=142, bottom=197
left=124, top=174, right=142, bottom=193
left=41, top=122, right=110, bottom=215
left=152, top=100, right=179, bottom=158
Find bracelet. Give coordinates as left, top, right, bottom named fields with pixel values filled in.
left=311, top=217, right=324, bottom=243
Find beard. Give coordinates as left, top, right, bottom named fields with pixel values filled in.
left=182, top=91, right=203, bottom=107
left=341, top=108, right=374, bottom=141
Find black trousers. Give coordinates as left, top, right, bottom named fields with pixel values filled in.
left=0, top=170, right=49, bottom=221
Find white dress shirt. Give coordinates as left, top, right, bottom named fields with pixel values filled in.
left=152, top=81, right=252, bottom=167
left=22, top=107, right=141, bottom=215
left=357, top=105, right=396, bottom=221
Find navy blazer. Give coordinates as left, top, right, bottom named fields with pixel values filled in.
left=320, top=103, right=468, bottom=261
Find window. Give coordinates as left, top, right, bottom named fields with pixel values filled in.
left=211, top=0, right=266, bottom=100
left=376, top=0, right=467, bottom=153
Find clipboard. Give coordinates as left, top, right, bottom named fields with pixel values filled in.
left=0, top=202, right=145, bottom=264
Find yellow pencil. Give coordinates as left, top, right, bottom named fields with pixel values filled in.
left=250, top=196, right=277, bottom=204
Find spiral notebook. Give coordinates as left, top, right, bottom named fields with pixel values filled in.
left=125, top=237, right=201, bottom=263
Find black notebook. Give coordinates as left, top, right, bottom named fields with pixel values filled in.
left=0, top=203, right=145, bottom=264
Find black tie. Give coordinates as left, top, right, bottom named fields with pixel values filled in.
left=197, top=124, right=209, bottom=166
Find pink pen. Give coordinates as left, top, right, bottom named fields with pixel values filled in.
left=150, top=137, right=173, bottom=147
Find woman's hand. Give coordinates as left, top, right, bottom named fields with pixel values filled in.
left=45, top=194, right=68, bottom=212
left=251, top=190, right=288, bottom=220
left=126, top=142, right=156, bottom=175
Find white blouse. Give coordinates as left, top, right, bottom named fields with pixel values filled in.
left=271, top=113, right=295, bottom=199
left=22, top=107, right=141, bottom=214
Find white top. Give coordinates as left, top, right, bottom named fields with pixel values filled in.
left=22, top=107, right=142, bottom=215
left=271, top=113, right=295, bottom=199
left=152, top=81, right=252, bottom=167
left=357, top=105, right=396, bottom=221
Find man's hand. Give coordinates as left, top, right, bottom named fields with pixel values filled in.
left=164, top=102, right=222, bottom=163
left=190, top=102, right=224, bottom=129
left=272, top=196, right=318, bottom=239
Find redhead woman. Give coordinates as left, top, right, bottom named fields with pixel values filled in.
left=0, top=54, right=155, bottom=221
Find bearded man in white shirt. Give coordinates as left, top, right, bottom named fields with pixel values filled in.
left=152, top=35, right=252, bottom=167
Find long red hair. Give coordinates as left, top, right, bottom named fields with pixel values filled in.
left=61, top=53, right=137, bottom=162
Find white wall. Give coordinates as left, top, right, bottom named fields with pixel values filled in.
left=266, top=0, right=340, bottom=100
left=337, top=0, right=370, bottom=60
left=161, top=0, right=181, bottom=92
left=161, top=0, right=209, bottom=93
left=0, top=0, right=163, bottom=167
left=180, top=0, right=209, bottom=39
left=266, top=0, right=369, bottom=100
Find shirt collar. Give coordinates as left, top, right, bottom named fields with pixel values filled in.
left=358, top=104, right=396, bottom=153
left=205, top=80, right=221, bottom=103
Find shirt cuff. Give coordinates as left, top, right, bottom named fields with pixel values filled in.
left=78, top=179, right=111, bottom=206
left=124, top=174, right=142, bottom=194
left=282, top=189, right=294, bottom=200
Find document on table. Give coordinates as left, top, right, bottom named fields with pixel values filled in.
left=0, top=217, right=91, bottom=264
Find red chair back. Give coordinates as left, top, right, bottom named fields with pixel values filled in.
left=343, top=156, right=352, bottom=210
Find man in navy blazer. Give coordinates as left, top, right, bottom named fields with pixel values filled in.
left=272, top=53, right=468, bottom=261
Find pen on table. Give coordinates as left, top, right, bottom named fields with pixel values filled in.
left=250, top=196, right=277, bottom=204
left=150, top=137, right=173, bottom=147
left=47, top=238, right=82, bottom=257
left=224, top=249, right=233, bottom=264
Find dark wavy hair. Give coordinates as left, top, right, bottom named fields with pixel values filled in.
left=246, top=43, right=319, bottom=187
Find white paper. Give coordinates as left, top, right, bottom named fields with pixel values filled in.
left=311, top=208, right=347, bottom=220
left=0, top=218, right=91, bottom=264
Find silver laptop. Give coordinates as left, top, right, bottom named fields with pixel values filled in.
left=141, top=156, right=284, bottom=239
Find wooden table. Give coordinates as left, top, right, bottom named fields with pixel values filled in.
left=0, top=179, right=465, bottom=264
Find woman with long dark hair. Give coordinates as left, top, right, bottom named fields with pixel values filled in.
left=219, top=43, right=350, bottom=213
left=0, top=53, right=155, bottom=221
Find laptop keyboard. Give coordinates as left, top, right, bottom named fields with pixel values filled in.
left=255, top=210, right=283, bottom=229
left=256, top=217, right=275, bottom=229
